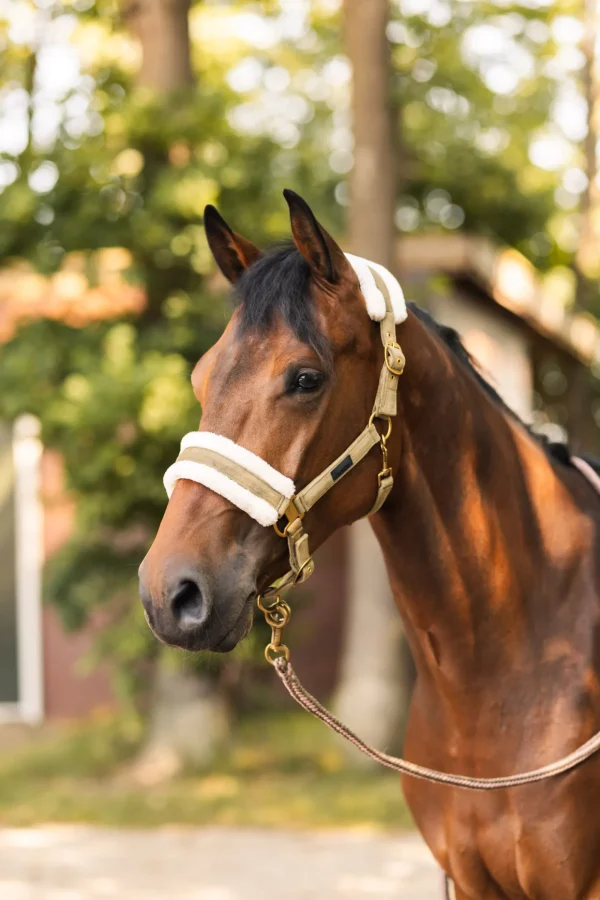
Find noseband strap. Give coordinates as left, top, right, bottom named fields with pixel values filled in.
left=163, top=254, right=407, bottom=598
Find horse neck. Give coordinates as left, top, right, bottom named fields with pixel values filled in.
left=370, top=311, right=590, bottom=702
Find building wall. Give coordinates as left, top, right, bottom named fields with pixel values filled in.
left=0, top=423, right=18, bottom=707
left=41, top=450, right=114, bottom=719
left=425, top=287, right=534, bottom=419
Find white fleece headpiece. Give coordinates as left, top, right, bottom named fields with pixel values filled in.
left=163, top=256, right=406, bottom=525
left=344, top=254, right=407, bottom=324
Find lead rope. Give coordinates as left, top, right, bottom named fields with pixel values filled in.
left=257, top=595, right=600, bottom=900
left=260, top=618, right=600, bottom=790
left=257, top=458, right=600, bottom=791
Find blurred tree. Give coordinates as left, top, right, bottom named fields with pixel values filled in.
left=0, top=0, right=339, bottom=767
left=334, top=0, right=407, bottom=764
left=118, top=0, right=227, bottom=780
left=388, top=0, right=560, bottom=263
left=125, top=0, right=194, bottom=91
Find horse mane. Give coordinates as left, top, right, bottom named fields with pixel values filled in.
left=234, top=242, right=573, bottom=468
left=408, top=305, right=573, bottom=468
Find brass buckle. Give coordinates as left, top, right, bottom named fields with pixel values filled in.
left=273, top=499, right=303, bottom=538
left=385, top=340, right=405, bottom=376
left=292, top=555, right=314, bottom=584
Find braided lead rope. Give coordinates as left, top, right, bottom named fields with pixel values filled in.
left=272, top=658, right=600, bottom=790
left=572, top=456, right=600, bottom=495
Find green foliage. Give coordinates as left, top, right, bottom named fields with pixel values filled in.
left=0, top=1, right=343, bottom=690
left=388, top=1, right=563, bottom=265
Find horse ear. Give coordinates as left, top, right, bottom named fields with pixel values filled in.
left=283, top=189, right=348, bottom=283
left=204, top=205, right=263, bottom=283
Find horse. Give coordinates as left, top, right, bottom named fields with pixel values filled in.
left=139, top=189, right=600, bottom=899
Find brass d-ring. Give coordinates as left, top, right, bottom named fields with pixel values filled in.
left=273, top=500, right=303, bottom=538
left=369, top=413, right=393, bottom=442
left=273, top=519, right=289, bottom=538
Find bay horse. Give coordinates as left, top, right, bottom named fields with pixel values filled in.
left=139, top=190, right=600, bottom=899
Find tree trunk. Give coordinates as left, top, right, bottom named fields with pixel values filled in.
left=334, top=0, right=408, bottom=765
left=124, top=0, right=194, bottom=92
left=344, top=0, right=395, bottom=266
left=123, top=0, right=228, bottom=778
left=130, top=654, right=229, bottom=784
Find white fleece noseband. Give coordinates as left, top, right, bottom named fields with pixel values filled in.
left=163, top=254, right=406, bottom=529
left=164, top=432, right=295, bottom=527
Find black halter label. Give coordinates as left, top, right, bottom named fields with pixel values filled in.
left=331, top=455, right=353, bottom=482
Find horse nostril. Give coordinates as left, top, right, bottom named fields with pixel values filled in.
left=170, top=579, right=206, bottom=631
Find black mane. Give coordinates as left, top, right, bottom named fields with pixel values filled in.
left=408, top=305, right=572, bottom=467
left=235, top=243, right=571, bottom=466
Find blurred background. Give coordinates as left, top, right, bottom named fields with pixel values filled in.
left=0, top=0, right=600, bottom=895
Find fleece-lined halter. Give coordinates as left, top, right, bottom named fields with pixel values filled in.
left=163, top=253, right=407, bottom=598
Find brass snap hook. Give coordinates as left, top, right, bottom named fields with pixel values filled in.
left=257, top=595, right=292, bottom=665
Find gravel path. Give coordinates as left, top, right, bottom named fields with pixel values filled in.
left=0, top=825, right=443, bottom=899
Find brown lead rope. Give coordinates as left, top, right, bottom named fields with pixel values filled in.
left=272, top=657, right=600, bottom=790
left=260, top=457, right=600, bottom=792
left=259, top=596, right=600, bottom=792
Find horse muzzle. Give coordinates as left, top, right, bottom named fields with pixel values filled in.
left=138, top=558, right=255, bottom=652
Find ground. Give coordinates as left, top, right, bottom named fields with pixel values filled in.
left=0, top=825, right=442, bottom=899
left=0, top=713, right=441, bottom=896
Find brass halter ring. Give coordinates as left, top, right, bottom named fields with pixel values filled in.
left=369, top=412, right=393, bottom=442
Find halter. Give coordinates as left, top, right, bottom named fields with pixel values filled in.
left=164, top=253, right=407, bottom=600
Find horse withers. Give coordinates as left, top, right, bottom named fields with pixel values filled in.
left=139, top=190, right=600, bottom=899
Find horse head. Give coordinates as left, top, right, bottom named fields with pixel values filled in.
left=138, top=190, right=400, bottom=651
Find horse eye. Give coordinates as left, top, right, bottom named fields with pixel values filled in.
left=293, top=370, right=324, bottom=393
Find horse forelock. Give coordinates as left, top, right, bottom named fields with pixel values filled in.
left=233, top=242, right=332, bottom=367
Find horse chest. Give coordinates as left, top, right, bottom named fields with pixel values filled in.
left=401, top=688, right=600, bottom=900
left=403, top=756, right=600, bottom=899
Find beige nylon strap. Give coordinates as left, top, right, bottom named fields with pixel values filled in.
left=371, top=272, right=405, bottom=419
left=286, top=518, right=314, bottom=580
left=260, top=518, right=314, bottom=601
left=177, top=447, right=290, bottom=517
left=370, top=472, right=394, bottom=515
left=294, top=422, right=382, bottom=516
left=269, top=265, right=404, bottom=594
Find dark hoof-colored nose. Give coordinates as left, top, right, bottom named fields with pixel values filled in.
left=169, top=578, right=207, bottom=631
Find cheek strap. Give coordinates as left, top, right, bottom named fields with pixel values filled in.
left=163, top=254, right=405, bottom=597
